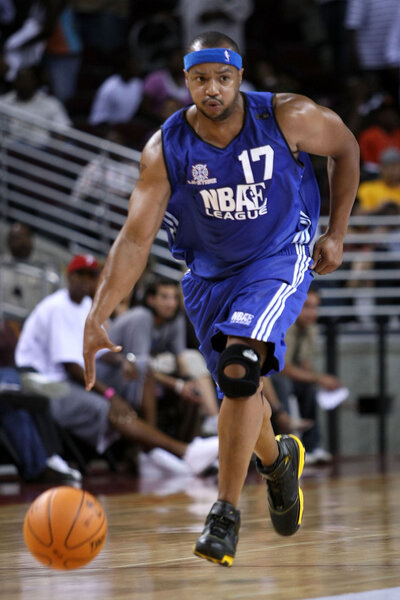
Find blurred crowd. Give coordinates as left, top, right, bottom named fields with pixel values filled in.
left=0, top=1, right=399, bottom=198
left=1, top=0, right=400, bottom=486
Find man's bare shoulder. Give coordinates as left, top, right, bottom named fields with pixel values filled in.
left=273, top=93, right=318, bottom=119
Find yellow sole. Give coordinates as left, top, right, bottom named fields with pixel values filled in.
left=193, top=547, right=234, bottom=567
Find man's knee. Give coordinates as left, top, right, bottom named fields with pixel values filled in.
left=217, top=343, right=261, bottom=398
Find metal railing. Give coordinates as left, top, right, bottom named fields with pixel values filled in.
left=317, top=214, right=400, bottom=319
left=0, top=101, right=181, bottom=282
left=0, top=259, right=60, bottom=321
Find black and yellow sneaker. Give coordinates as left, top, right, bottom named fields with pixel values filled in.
left=256, top=433, right=305, bottom=536
left=193, top=500, right=240, bottom=567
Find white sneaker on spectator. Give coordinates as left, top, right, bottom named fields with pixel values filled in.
left=305, top=447, right=332, bottom=466
left=183, top=436, right=219, bottom=476
left=145, top=448, right=192, bottom=475
left=46, top=455, right=82, bottom=481
left=201, top=414, right=219, bottom=437
left=138, top=452, right=164, bottom=478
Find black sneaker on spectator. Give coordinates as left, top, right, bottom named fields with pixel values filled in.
left=45, top=455, right=82, bottom=481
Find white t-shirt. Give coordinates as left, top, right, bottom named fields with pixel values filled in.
left=0, top=89, right=71, bottom=146
left=89, top=74, right=143, bottom=125
left=15, top=288, right=92, bottom=381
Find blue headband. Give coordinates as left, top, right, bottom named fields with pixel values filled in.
left=184, top=48, right=242, bottom=71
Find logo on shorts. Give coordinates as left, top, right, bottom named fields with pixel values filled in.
left=187, top=164, right=217, bottom=186
left=231, top=311, right=254, bottom=326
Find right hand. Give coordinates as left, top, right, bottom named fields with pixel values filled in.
left=83, top=318, right=122, bottom=390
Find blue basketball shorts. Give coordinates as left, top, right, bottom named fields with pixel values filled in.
left=181, top=245, right=314, bottom=387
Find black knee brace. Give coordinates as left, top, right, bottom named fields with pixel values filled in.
left=217, top=344, right=261, bottom=398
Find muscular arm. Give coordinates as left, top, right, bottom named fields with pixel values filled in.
left=84, top=130, right=171, bottom=388
left=275, top=94, right=360, bottom=274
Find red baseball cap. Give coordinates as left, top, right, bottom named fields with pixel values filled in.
left=67, top=254, right=100, bottom=274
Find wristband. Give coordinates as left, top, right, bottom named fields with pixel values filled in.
left=104, top=387, right=116, bottom=400
left=174, top=379, right=185, bottom=395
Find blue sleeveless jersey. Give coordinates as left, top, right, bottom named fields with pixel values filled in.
left=161, top=91, right=321, bottom=280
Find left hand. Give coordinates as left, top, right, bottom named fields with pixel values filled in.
left=311, top=232, right=344, bottom=275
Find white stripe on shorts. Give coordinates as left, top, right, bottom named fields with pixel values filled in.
left=251, top=245, right=311, bottom=341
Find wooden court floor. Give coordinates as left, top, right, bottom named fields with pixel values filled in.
left=1, top=462, right=400, bottom=600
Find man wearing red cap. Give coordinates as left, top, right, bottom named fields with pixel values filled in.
left=15, top=254, right=219, bottom=475
left=67, top=254, right=100, bottom=273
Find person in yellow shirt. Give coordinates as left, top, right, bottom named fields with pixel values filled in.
left=357, top=147, right=400, bottom=212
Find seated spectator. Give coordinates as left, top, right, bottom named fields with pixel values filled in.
left=358, top=105, right=400, bottom=176
left=0, top=365, right=81, bottom=483
left=357, top=147, right=400, bottom=212
left=270, top=285, right=343, bottom=465
left=0, top=66, right=71, bottom=147
left=142, top=47, right=192, bottom=123
left=15, top=255, right=219, bottom=476
left=97, top=278, right=220, bottom=438
left=88, top=55, right=144, bottom=129
left=0, top=222, right=60, bottom=320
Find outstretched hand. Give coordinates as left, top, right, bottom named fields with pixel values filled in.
left=311, top=232, right=344, bottom=275
left=83, top=319, right=122, bottom=390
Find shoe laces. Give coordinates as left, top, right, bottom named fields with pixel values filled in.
left=208, top=514, right=233, bottom=539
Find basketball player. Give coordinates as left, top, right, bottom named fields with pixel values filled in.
left=83, top=32, right=360, bottom=566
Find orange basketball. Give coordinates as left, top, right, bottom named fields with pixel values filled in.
left=23, top=486, right=107, bottom=570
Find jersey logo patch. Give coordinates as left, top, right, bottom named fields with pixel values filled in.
left=199, top=183, right=268, bottom=220
left=187, top=163, right=217, bottom=185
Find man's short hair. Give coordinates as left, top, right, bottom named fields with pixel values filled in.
left=187, top=31, right=240, bottom=54
left=144, top=277, right=179, bottom=298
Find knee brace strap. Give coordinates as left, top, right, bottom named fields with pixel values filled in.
left=217, top=343, right=261, bottom=398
